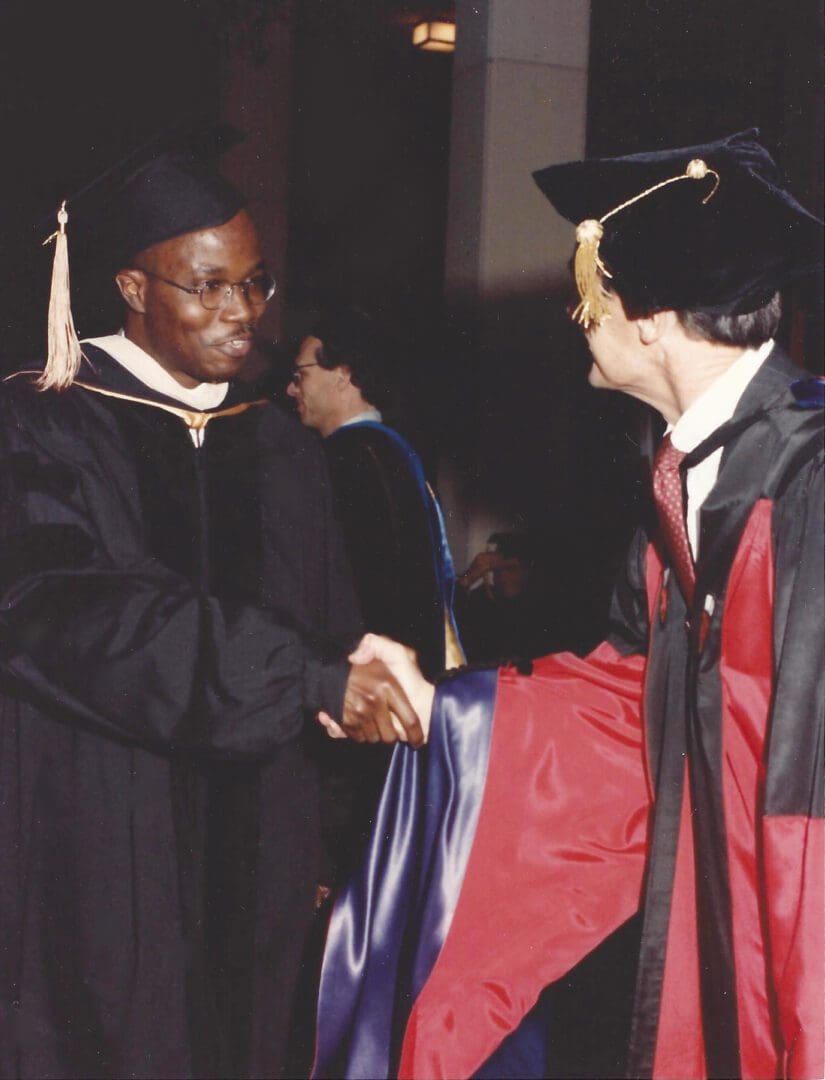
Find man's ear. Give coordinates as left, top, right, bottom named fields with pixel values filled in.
left=637, top=309, right=676, bottom=346
left=336, top=364, right=353, bottom=389
left=115, top=268, right=148, bottom=314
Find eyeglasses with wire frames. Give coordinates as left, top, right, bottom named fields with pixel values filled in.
left=133, top=266, right=277, bottom=310
left=289, top=363, right=319, bottom=385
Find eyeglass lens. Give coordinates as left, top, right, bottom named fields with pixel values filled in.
left=200, top=274, right=276, bottom=310
left=290, top=364, right=318, bottom=384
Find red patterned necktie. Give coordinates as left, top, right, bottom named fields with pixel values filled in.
left=652, top=433, right=695, bottom=605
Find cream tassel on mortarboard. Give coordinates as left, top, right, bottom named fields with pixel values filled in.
left=571, top=158, right=720, bottom=330
left=37, top=201, right=82, bottom=391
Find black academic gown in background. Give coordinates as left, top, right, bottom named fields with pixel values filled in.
left=323, top=422, right=446, bottom=680
left=318, top=421, right=450, bottom=875
left=0, top=345, right=361, bottom=1080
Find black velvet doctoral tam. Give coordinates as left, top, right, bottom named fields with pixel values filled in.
left=533, top=128, right=824, bottom=315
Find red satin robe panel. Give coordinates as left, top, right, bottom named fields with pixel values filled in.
left=398, top=644, right=649, bottom=1079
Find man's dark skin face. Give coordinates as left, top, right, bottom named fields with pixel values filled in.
left=116, top=209, right=264, bottom=388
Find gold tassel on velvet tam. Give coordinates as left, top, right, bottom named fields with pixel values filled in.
left=572, top=218, right=612, bottom=328
left=570, top=157, right=720, bottom=330
left=37, top=201, right=82, bottom=391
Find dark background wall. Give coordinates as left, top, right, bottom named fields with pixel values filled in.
left=588, top=0, right=824, bottom=365
left=3, top=0, right=820, bottom=368
left=287, top=2, right=454, bottom=324
left=283, top=0, right=456, bottom=460
left=0, top=0, right=221, bottom=360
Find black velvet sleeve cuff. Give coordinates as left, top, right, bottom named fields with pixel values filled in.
left=304, top=653, right=350, bottom=720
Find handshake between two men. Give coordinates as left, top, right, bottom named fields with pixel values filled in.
left=322, top=634, right=435, bottom=748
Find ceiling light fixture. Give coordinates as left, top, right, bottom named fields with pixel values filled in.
left=412, top=20, right=456, bottom=53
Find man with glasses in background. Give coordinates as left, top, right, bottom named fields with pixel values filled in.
left=287, top=308, right=463, bottom=877
left=0, top=142, right=420, bottom=1080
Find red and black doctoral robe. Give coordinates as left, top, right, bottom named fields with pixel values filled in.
left=313, top=345, right=824, bottom=1080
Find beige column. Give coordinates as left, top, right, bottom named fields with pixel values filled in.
left=441, top=0, right=591, bottom=569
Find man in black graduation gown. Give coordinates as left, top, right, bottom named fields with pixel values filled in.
left=287, top=308, right=462, bottom=682
left=287, top=308, right=463, bottom=871
left=0, top=146, right=421, bottom=1080
left=313, top=130, right=824, bottom=1079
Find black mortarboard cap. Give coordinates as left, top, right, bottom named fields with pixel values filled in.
left=532, top=129, right=823, bottom=323
left=105, top=155, right=245, bottom=266
left=90, top=123, right=247, bottom=265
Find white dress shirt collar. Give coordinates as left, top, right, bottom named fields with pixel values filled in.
left=669, top=339, right=774, bottom=454
left=337, top=408, right=383, bottom=429
left=665, top=339, right=774, bottom=559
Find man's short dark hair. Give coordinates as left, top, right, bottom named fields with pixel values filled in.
left=606, top=273, right=782, bottom=349
left=676, top=292, right=782, bottom=349
left=311, top=308, right=394, bottom=412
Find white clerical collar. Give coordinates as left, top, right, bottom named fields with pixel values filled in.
left=337, top=408, right=383, bottom=429
left=669, top=339, right=774, bottom=454
left=82, top=332, right=229, bottom=410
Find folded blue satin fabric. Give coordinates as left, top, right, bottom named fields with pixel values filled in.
left=312, top=670, right=497, bottom=1079
left=791, top=376, right=825, bottom=409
